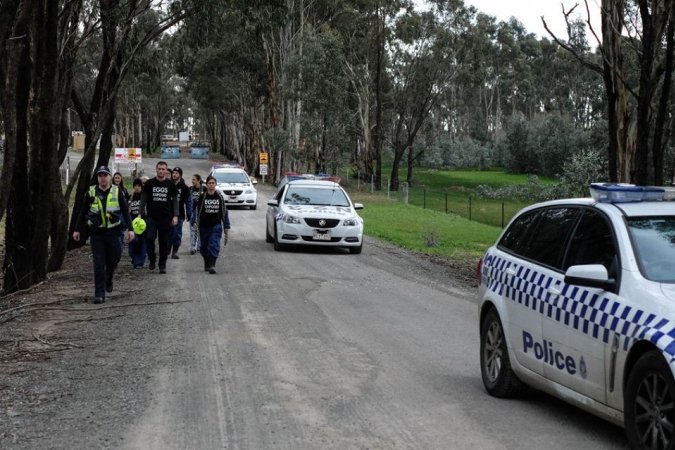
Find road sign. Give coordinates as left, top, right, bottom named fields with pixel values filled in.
left=260, top=152, right=269, bottom=164
left=260, top=164, right=268, bottom=175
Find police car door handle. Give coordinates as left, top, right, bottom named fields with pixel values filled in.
left=547, top=286, right=561, bottom=297
left=505, top=268, right=516, bottom=278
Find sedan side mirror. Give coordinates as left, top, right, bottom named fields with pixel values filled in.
left=564, top=264, right=616, bottom=292
left=267, top=199, right=279, bottom=207
left=354, top=203, right=364, bottom=210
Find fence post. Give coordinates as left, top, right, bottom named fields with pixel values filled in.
left=423, top=188, right=426, bottom=209
left=445, top=191, right=448, bottom=214
left=387, top=177, right=390, bottom=200
left=357, top=171, right=360, bottom=191
left=371, top=175, right=374, bottom=193
left=469, top=196, right=472, bottom=221
left=502, top=202, right=505, bottom=228
left=402, top=182, right=409, bottom=205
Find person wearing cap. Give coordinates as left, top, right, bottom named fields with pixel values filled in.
left=127, top=178, right=147, bottom=268
left=73, top=165, right=134, bottom=304
left=170, top=167, right=192, bottom=259
left=193, top=175, right=231, bottom=274
left=139, top=160, right=179, bottom=274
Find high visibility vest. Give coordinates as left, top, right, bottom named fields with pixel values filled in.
left=87, top=185, right=122, bottom=228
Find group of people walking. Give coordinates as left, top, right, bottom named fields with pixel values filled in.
left=73, top=161, right=231, bottom=304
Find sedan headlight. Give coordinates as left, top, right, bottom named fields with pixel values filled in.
left=245, top=189, right=255, bottom=194
left=343, top=217, right=359, bottom=226
left=283, top=214, right=301, bottom=224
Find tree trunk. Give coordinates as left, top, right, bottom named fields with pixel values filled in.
left=389, top=140, right=404, bottom=191
left=3, top=6, right=32, bottom=293
left=653, top=17, right=675, bottom=186
left=601, top=0, right=627, bottom=182
left=373, top=4, right=384, bottom=191
left=0, top=0, right=26, bottom=225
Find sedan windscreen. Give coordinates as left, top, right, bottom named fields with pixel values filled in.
left=284, top=187, right=350, bottom=207
left=627, top=216, right=675, bottom=282
left=214, top=172, right=250, bottom=183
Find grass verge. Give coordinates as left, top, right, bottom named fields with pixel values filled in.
left=351, top=192, right=502, bottom=283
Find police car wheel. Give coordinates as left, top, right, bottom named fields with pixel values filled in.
left=480, top=308, right=526, bottom=398
left=625, top=350, right=675, bottom=450
left=266, top=227, right=274, bottom=243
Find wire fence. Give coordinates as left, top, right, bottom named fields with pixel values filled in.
left=341, top=173, right=526, bottom=229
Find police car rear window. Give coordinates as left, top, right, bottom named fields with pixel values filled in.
left=520, top=207, right=580, bottom=269
left=499, top=209, right=538, bottom=252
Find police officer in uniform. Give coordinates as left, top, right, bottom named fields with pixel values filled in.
left=73, top=165, right=134, bottom=304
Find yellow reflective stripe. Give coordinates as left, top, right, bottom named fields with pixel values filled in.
left=88, top=185, right=122, bottom=228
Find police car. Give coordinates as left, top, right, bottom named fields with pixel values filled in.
left=266, top=179, right=364, bottom=253
left=208, top=165, right=257, bottom=210
left=478, top=183, right=675, bottom=450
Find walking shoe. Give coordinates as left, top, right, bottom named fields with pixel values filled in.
left=106, top=282, right=113, bottom=293
left=208, top=266, right=216, bottom=274
left=149, top=262, right=156, bottom=270
left=190, top=250, right=195, bottom=255
left=171, top=252, right=180, bottom=259
left=159, top=267, right=167, bottom=274
left=93, top=297, right=104, bottom=304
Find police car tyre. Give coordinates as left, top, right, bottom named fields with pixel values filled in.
left=250, top=203, right=257, bottom=210
left=348, top=243, right=363, bottom=254
left=266, top=227, right=274, bottom=243
left=480, top=308, right=527, bottom=398
left=624, top=350, right=675, bottom=450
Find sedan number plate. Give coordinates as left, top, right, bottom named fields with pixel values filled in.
left=313, top=230, right=331, bottom=241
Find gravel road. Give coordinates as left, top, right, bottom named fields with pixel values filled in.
left=0, top=156, right=628, bottom=449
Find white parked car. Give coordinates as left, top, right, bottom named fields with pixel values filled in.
left=208, top=166, right=257, bottom=210
left=478, top=183, right=675, bottom=449
left=266, top=179, right=364, bottom=254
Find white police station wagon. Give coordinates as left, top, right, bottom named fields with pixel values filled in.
left=478, top=183, right=675, bottom=450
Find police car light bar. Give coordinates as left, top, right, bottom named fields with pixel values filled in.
left=590, top=183, right=666, bottom=203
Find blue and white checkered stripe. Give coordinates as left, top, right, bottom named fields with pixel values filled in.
left=483, top=253, right=675, bottom=365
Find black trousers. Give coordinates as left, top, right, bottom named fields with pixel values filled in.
left=90, top=231, right=122, bottom=298
left=145, top=217, right=172, bottom=269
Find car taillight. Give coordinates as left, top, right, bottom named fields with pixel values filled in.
left=476, top=258, right=483, bottom=285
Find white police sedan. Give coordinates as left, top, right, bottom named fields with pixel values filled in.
left=478, top=183, right=675, bottom=450
left=266, top=179, right=364, bottom=254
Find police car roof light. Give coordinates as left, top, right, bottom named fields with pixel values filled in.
left=590, top=183, right=665, bottom=203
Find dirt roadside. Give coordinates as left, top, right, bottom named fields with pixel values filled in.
left=0, top=238, right=477, bottom=448
left=0, top=247, right=194, bottom=448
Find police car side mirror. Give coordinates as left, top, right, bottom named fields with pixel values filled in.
left=564, top=264, right=616, bottom=292
left=353, top=203, right=364, bottom=210
left=267, top=199, right=279, bottom=207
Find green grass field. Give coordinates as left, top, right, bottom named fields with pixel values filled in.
left=354, top=195, right=501, bottom=260
left=347, top=167, right=555, bottom=275
left=408, top=168, right=556, bottom=190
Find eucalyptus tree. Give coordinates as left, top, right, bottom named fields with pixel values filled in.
left=67, top=1, right=188, bottom=253
left=387, top=1, right=471, bottom=190
left=120, top=34, right=186, bottom=150
left=544, top=0, right=675, bottom=185
left=292, top=27, right=352, bottom=173
left=174, top=0, right=284, bottom=173
left=0, top=1, right=60, bottom=293
left=0, top=1, right=187, bottom=294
